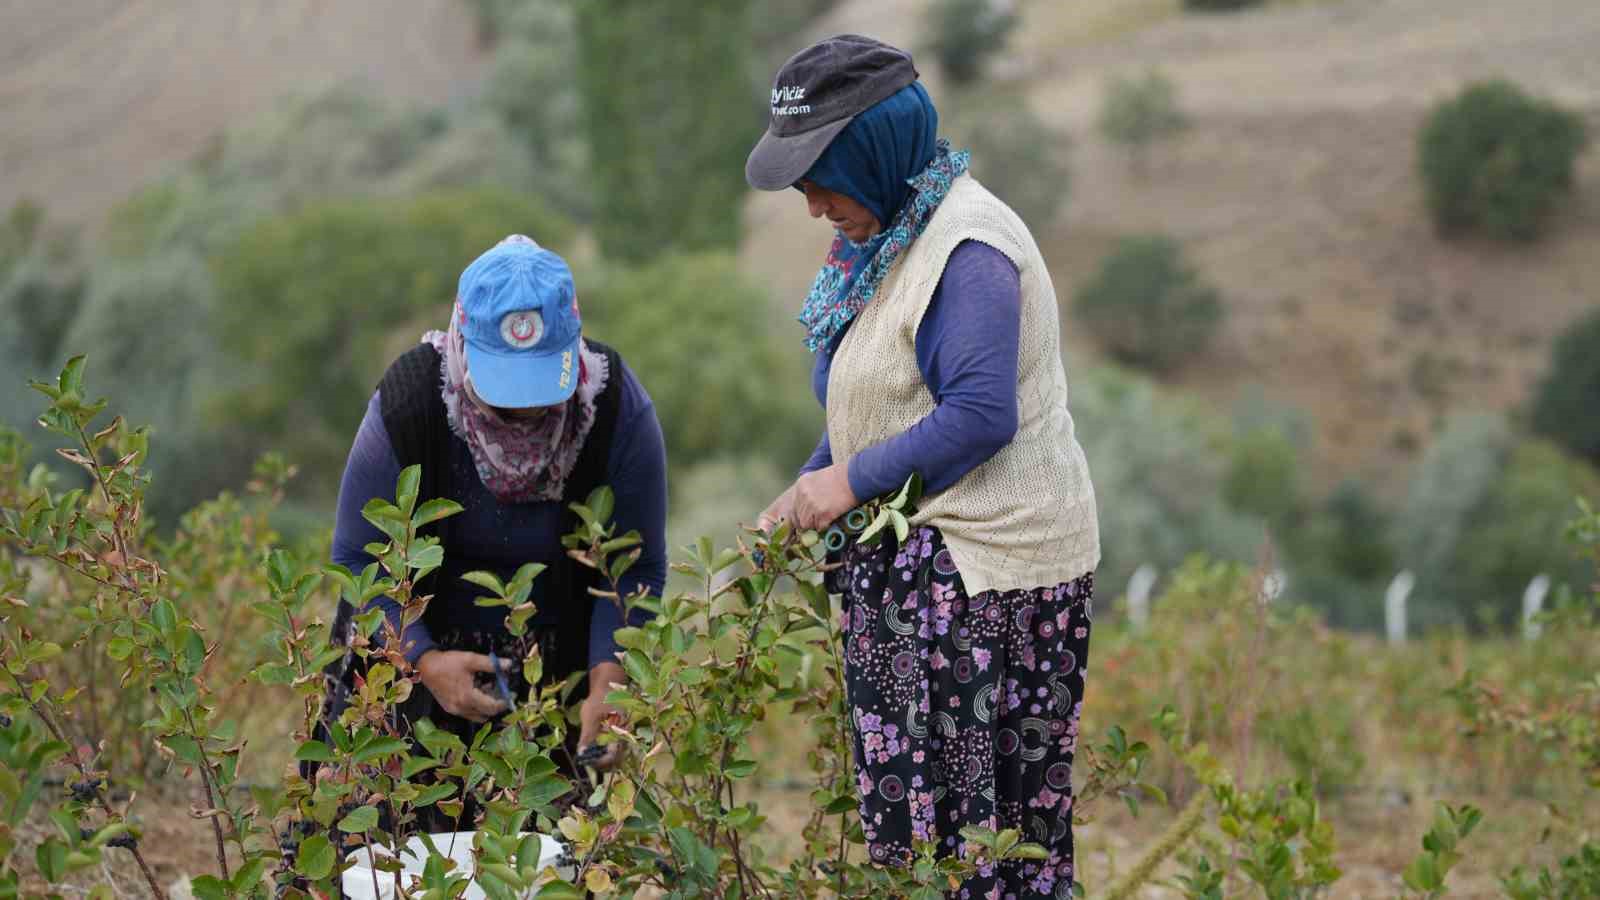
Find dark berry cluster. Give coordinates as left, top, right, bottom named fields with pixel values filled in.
left=78, top=826, right=137, bottom=850
left=69, top=778, right=103, bottom=802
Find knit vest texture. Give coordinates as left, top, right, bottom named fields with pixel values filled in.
left=826, top=174, right=1100, bottom=595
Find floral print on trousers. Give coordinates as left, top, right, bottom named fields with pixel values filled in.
left=828, top=525, right=1094, bottom=900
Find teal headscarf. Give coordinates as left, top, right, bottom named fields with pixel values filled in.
left=804, top=82, right=940, bottom=227
left=796, top=83, right=970, bottom=353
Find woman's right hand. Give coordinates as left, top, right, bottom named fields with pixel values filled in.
left=416, top=650, right=509, bottom=722
left=758, top=483, right=799, bottom=533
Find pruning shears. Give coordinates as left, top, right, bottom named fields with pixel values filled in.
left=486, top=651, right=517, bottom=713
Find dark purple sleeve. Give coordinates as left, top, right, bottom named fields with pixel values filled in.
left=799, top=431, right=834, bottom=475
left=846, top=240, right=1021, bottom=501
left=331, top=393, right=438, bottom=664
left=589, top=364, right=668, bottom=669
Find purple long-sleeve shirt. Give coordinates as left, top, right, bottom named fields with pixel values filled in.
left=331, top=360, right=667, bottom=670
left=803, top=240, right=1022, bottom=500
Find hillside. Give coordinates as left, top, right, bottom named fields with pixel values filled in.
left=741, top=0, right=1600, bottom=486
left=0, top=0, right=489, bottom=225
left=3, top=0, right=1596, bottom=489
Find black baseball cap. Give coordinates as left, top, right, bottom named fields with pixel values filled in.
left=745, top=35, right=919, bottom=191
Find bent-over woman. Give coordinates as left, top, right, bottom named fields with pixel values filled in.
left=320, top=235, right=666, bottom=829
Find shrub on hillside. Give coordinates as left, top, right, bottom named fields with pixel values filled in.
left=1071, top=366, right=1261, bottom=590
left=57, top=251, right=233, bottom=521
left=579, top=252, right=820, bottom=471
left=1098, top=69, right=1188, bottom=174
left=1531, top=310, right=1600, bottom=465
left=1397, top=414, right=1600, bottom=630
left=1317, top=479, right=1397, bottom=583
left=211, top=189, right=576, bottom=495
left=1455, top=439, right=1600, bottom=628
left=481, top=1, right=591, bottom=219
left=1419, top=80, right=1588, bottom=241
left=1287, top=479, right=1399, bottom=631
left=926, top=0, right=1019, bottom=86
left=1223, top=425, right=1302, bottom=529
left=575, top=1, right=757, bottom=263
left=1395, top=414, right=1510, bottom=629
left=1074, top=235, right=1223, bottom=373
left=0, top=201, right=84, bottom=382
left=949, top=89, right=1072, bottom=226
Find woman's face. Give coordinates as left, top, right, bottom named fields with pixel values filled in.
left=799, top=180, right=881, bottom=244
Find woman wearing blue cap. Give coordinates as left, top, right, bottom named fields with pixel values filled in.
left=748, top=36, right=1101, bottom=898
left=318, top=235, right=667, bottom=828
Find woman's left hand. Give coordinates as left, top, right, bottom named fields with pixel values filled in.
left=578, top=661, right=626, bottom=770
left=793, top=464, right=858, bottom=531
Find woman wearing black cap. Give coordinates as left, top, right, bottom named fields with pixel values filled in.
left=749, top=36, right=1100, bottom=898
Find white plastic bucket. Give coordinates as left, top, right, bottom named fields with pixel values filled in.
left=340, top=832, right=568, bottom=900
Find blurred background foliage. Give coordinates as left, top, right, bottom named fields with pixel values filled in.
left=0, top=0, right=1594, bottom=641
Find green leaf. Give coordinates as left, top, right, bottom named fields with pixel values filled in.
left=189, top=875, right=229, bottom=900
left=35, top=838, right=67, bottom=881
left=296, top=833, right=336, bottom=880
left=461, top=570, right=507, bottom=596
left=254, top=663, right=298, bottom=685
left=600, top=534, right=642, bottom=555
left=888, top=472, right=919, bottom=509
left=354, top=736, right=409, bottom=763
left=724, top=759, right=758, bottom=779
left=891, top=511, right=909, bottom=544
left=824, top=795, right=857, bottom=814
left=337, top=805, right=380, bottom=833
left=294, top=741, right=335, bottom=763
left=230, top=857, right=267, bottom=891
left=409, top=543, right=445, bottom=571
left=590, top=486, right=615, bottom=526
left=621, top=649, right=655, bottom=686
left=150, top=599, right=177, bottom=638
left=105, top=637, right=135, bottom=661
left=402, top=756, right=442, bottom=779
left=413, top=497, right=463, bottom=527
left=412, top=783, right=458, bottom=807
left=858, top=510, right=892, bottom=546
left=1403, top=853, right=1441, bottom=892
left=181, top=627, right=206, bottom=674
left=395, top=465, right=422, bottom=516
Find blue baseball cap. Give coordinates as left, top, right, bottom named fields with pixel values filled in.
left=456, top=240, right=583, bottom=409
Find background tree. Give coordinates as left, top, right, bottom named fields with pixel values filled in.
left=1531, top=309, right=1600, bottom=465
left=1073, top=234, right=1223, bottom=373
left=1418, top=79, right=1588, bottom=241
left=1098, top=69, right=1188, bottom=175
left=948, top=88, right=1072, bottom=227
left=211, top=189, right=575, bottom=497
left=574, top=0, right=759, bottom=263
left=926, top=0, right=1019, bottom=87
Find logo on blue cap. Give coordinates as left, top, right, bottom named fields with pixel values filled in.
left=457, top=239, right=582, bottom=409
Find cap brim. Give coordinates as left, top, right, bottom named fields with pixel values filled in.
left=463, top=335, right=582, bottom=409
left=745, top=116, right=855, bottom=191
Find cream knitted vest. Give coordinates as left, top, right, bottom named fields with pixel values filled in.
left=827, top=174, right=1100, bottom=595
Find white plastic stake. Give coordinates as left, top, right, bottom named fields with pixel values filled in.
left=1126, top=564, right=1157, bottom=631
left=1385, top=570, right=1414, bottom=646
left=1260, top=569, right=1287, bottom=605
left=1522, top=574, right=1550, bottom=641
